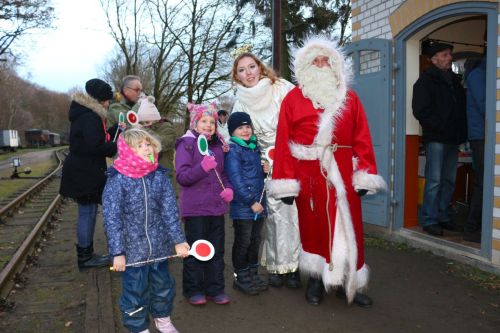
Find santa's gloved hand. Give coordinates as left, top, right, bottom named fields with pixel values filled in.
left=201, top=155, right=217, bottom=172
left=281, top=196, right=294, bottom=205
left=357, top=189, right=368, bottom=197
left=220, top=188, right=234, bottom=202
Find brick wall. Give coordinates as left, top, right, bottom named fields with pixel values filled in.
left=352, top=0, right=500, bottom=265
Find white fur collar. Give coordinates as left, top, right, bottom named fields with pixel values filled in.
left=235, top=78, right=274, bottom=113
left=72, top=92, right=108, bottom=119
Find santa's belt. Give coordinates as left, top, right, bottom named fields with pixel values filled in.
left=290, top=143, right=352, bottom=160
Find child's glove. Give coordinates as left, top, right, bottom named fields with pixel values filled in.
left=201, top=155, right=217, bottom=172
left=220, top=188, right=233, bottom=202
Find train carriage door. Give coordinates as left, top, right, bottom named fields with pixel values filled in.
left=345, top=39, right=392, bottom=227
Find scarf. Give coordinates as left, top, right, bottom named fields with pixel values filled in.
left=235, top=78, right=274, bottom=113
left=113, top=136, right=158, bottom=178
left=230, top=135, right=257, bottom=150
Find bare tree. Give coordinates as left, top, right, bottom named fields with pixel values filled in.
left=0, top=0, right=55, bottom=59
left=100, top=0, right=256, bottom=126
left=99, top=0, right=145, bottom=76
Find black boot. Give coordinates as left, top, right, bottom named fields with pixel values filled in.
left=268, top=273, right=284, bottom=288
left=284, top=270, right=302, bottom=289
left=305, top=277, right=324, bottom=305
left=76, top=243, right=110, bottom=269
left=233, top=269, right=259, bottom=295
left=336, top=287, right=373, bottom=308
left=249, top=266, right=268, bottom=292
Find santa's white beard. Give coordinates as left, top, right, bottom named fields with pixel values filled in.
left=299, top=66, right=342, bottom=110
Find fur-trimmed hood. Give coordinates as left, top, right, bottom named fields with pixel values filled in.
left=71, top=92, right=108, bottom=121
left=291, top=35, right=352, bottom=112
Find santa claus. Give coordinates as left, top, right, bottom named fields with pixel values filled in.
left=268, top=36, right=386, bottom=307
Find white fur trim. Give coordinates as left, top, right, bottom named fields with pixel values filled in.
left=352, top=171, right=387, bottom=195
left=291, top=35, right=352, bottom=117
left=289, top=142, right=322, bottom=160
left=72, top=92, right=108, bottom=119
left=300, top=250, right=370, bottom=303
left=267, top=179, right=300, bottom=198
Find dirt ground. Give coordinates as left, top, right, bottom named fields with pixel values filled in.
left=109, top=217, right=500, bottom=333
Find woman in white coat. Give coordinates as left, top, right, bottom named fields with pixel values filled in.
left=231, top=50, right=301, bottom=288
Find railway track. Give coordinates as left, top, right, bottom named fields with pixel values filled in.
left=0, top=149, right=66, bottom=299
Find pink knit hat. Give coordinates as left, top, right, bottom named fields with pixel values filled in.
left=188, top=102, right=219, bottom=130
left=137, top=96, right=161, bottom=122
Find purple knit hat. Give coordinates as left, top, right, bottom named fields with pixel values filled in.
left=188, top=102, right=219, bottom=130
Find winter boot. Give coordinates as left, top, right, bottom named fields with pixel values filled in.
left=76, top=243, right=109, bottom=269
left=336, top=286, right=373, bottom=308
left=154, top=317, right=179, bottom=333
left=305, top=277, right=324, bottom=305
left=268, top=273, right=284, bottom=288
left=233, top=268, right=259, bottom=295
left=284, top=270, right=302, bottom=289
left=249, top=265, right=268, bottom=292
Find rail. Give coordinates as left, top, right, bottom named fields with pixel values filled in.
left=0, top=149, right=66, bottom=298
left=0, top=149, right=65, bottom=219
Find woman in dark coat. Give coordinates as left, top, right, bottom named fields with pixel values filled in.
left=59, top=78, right=117, bottom=269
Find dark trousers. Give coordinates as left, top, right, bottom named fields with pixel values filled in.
left=119, top=261, right=175, bottom=333
left=465, top=140, right=484, bottom=232
left=183, top=215, right=225, bottom=297
left=232, top=218, right=264, bottom=271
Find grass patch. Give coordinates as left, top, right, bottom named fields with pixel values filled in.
left=445, top=261, right=500, bottom=291
left=365, top=236, right=412, bottom=251
left=0, top=147, right=63, bottom=162
left=0, top=159, right=57, bottom=199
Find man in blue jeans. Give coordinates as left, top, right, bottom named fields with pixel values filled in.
left=412, top=40, right=467, bottom=236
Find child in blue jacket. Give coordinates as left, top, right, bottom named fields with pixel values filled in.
left=225, top=112, right=269, bottom=295
left=103, top=127, right=189, bottom=333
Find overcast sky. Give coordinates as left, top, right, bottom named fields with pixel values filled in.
left=18, top=0, right=115, bottom=93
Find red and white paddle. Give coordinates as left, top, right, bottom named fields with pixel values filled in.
left=254, top=146, right=275, bottom=220
left=110, top=239, right=215, bottom=270
left=126, top=110, right=139, bottom=126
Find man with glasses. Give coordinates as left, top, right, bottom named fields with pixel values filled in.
left=108, top=75, right=143, bottom=127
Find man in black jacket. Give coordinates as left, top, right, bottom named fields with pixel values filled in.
left=412, top=41, right=467, bottom=236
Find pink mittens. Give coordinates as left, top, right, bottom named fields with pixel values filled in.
left=201, top=155, right=217, bottom=172
left=220, top=188, right=233, bottom=202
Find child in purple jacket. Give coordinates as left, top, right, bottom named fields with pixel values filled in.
left=175, top=102, right=233, bottom=305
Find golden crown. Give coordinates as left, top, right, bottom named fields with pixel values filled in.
left=230, top=44, right=254, bottom=59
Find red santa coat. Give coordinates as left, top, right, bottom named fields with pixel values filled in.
left=268, top=87, right=386, bottom=301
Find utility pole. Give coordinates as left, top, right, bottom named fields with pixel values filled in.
left=272, top=0, right=281, bottom=74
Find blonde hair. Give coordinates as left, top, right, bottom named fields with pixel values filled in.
left=231, top=53, right=279, bottom=86
left=121, top=127, right=162, bottom=153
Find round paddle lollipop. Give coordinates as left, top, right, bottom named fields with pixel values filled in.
left=127, top=110, right=139, bottom=126
left=197, top=134, right=209, bottom=156
left=197, top=134, right=225, bottom=190
left=265, top=145, right=275, bottom=166
left=113, top=112, right=126, bottom=141
left=189, top=239, right=215, bottom=261
left=254, top=145, right=275, bottom=220
left=110, top=239, right=215, bottom=270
